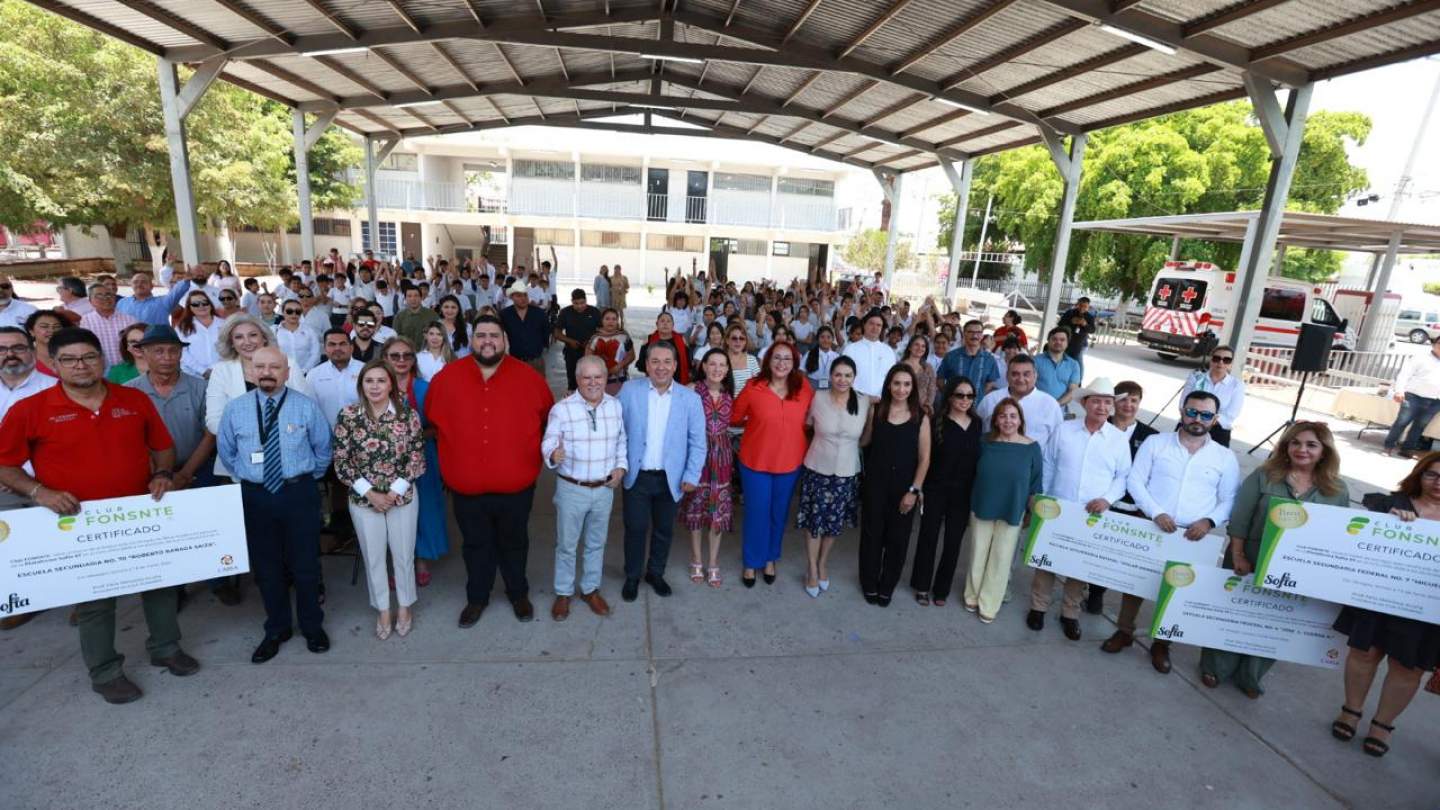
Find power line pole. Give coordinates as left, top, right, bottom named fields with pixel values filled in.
left=969, top=193, right=993, bottom=289
left=1365, top=63, right=1440, bottom=287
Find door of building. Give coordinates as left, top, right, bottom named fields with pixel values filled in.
left=647, top=168, right=669, bottom=221
left=400, top=222, right=421, bottom=260
left=686, top=171, right=708, bottom=223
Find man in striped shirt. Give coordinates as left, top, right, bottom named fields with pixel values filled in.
left=541, top=355, right=627, bottom=621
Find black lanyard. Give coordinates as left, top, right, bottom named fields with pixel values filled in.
left=254, top=389, right=289, bottom=446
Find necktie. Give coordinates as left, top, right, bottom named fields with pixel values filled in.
left=262, top=397, right=283, bottom=494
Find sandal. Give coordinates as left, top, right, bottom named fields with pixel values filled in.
left=689, top=562, right=704, bottom=584
left=375, top=614, right=391, bottom=641
left=915, top=591, right=931, bottom=606
left=1201, top=672, right=1219, bottom=689
left=416, top=569, right=432, bottom=588
left=1331, top=706, right=1362, bottom=741
left=707, top=567, right=722, bottom=588
left=1362, top=720, right=1394, bottom=757
left=933, top=598, right=946, bottom=607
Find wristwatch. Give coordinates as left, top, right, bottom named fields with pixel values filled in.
left=150, top=470, right=174, bottom=480
left=907, top=485, right=921, bottom=495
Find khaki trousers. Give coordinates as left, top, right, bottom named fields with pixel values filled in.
left=963, top=516, right=1021, bottom=620
left=1030, top=570, right=1086, bottom=619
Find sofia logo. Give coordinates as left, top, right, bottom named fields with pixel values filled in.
left=220, top=555, right=234, bottom=566
left=1085, top=513, right=1101, bottom=527
left=1326, top=648, right=1340, bottom=660
left=1223, top=576, right=1242, bottom=592
left=56, top=516, right=76, bottom=531
left=1346, top=517, right=1370, bottom=535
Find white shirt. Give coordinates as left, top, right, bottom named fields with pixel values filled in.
left=976, top=386, right=1064, bottom=448
left=305, top=360, right=361, bottom=427
left=1127, top=431, right=1240, bottom=528
left=179, top=318, right=225, bottom=377
left=416, top=350, right=447, bottom=381
left=275, top=323, right=320, bottom=372
left=842, top=338, right=894, bottom=398
left=1043, top=419, right=1131, bottom=505
left=373, top=324, right=398, bottom=343
left=540, top=391, right=627, bottom=482
left=0, top=299, right=38, bottom=330
left=806, top=348, right=839, bottom=390
left=302, top=307, right=332, bottom=338
left=641, top=380, right=674, bottom=471
left=1180, top=370, right=1246, bottom=430
left=351, top=281, right=375, bottom=302
left=528, top=285, right=551, bottom=307
left=330, top=286, right=353, bottom=310
left=240, top=291, right=262, bottom=317
left=0, top=369, right=57, bottom=420
left=669, top=307, right=694, bottom=337
left=64, top=298, right=94, bottom=317
left=1394, top=350, right=1440, bottom=400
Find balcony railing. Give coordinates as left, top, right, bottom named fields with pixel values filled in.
left=364, top=177, right=837, bottom=230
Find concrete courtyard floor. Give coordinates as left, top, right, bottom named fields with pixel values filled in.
left=2, top=306, right=1438, bottom=809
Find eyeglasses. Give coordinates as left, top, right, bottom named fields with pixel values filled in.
left=952, top=391, right=975, bottom=400
left=356, top=321, right=377, bottom=328
left=219, top=295, right=237, bottom=302
left=1421, top=471, right=1440, bottom=482
left=125, top=341, right=143, bottom=349
left=55, top=352, right=102, bottom=367
left=1183, top=407, right=1217, bottom=421
left=283, top=308, right=302, bottom=316
left=0, top=345, right=33, bottom=356
left=1211, top=355, right=1234, bottom=364
left=386, top=352, right=415, bottom=361
left=189, top=301, right=211, bottom=308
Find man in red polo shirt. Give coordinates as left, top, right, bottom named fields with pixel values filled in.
left=0, top=327, right=196, bottom=705
left=427, top=314, right=554, bottom=627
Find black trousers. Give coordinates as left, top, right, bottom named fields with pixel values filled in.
left=455, top=488, right=534, bottom=606
left=910, top=487, right=971, bottom=600
left=859, top=480, right=917, bottom=598
left=563, top=347, right=583, bottom=391
left=623, top=471, right=677, bottom=580
left=241, top=478, right=324, bottom=638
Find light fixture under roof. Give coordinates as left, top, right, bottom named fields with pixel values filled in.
left=639, top=52, right=705, bottom=65
left=630, top=102, right=680, bottom=110
left=394, top=99, right=444, bottom=109
left=1096, top=24, right=1177, bottom=55
left=302, top=46, right=369, bottom=57
left=935, top=97, right=990, bottom=115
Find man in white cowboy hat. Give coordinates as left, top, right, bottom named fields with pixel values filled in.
left=501, top=279, right=550, bottom=373
left=1027, top=377, right=1132, bottom=641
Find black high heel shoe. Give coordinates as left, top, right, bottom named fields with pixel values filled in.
left=1331, top=705, right=1362, bottom=741
left=1362, top=720, right=1394, bottom=757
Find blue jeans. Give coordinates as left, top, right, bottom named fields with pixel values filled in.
left=553, top=478, right=615, bottom=595
left=738, top=463, right=803, bottom=570
left=1385, top=392, right=1440, bottom=451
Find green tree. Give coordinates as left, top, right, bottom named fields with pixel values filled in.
left=935, top=101, right=1370, bottom=299
left=841, top=228, right=915, bottom=274
left=0, top=1, right=360, bottom=265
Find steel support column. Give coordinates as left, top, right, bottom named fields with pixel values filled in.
left=873, top=169, right=903, bottom=289
left=1226, top=79, right=1313, bottom=356
left=1038, top=129, right=1086, bottom=336
left=156, top=56, right=226, bottom=266
left=1355, top=231, right=1404, bottom=353
left=364, top=135, right=400, bottom=257
left=939, top=157, right=973, bottom=303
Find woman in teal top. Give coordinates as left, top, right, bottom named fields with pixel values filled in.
left=964, top=397, right=1043, bottom=622
left=1200, top=421, right=1349, bottom=697
left=104, top=323, right=149, bottom=384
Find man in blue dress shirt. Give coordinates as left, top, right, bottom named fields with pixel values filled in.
left=217, top=346, right=333, bottom=664
left=1034, top=327, right=1082, bottom=407
left=117, top=265, right=205, bottom=326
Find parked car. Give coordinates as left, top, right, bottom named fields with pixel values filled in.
left=1394, top=308, right=1440, bottom=344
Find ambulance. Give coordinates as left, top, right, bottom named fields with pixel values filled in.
left=1139, top=260, right=1349, bottom=359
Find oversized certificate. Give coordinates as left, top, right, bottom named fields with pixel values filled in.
left=1022, top=495, right=1224, bottom=599
left=1149, top=563, right=1347, bottom=669
left=0, top=486, right=249, bottom=617
left=1253, top=498, right=1440, bottom=622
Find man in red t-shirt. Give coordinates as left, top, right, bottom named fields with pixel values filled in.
left=0, top=327, right=196, bottom=705
left=427, top=314, right=553, bottom=627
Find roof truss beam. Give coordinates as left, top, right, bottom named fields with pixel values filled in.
left=25, top=0, right=163, bottom=55
left=208, top=0, right=293, bottom=45
left=1182, top=0, right=1295, bottom=38
left=891, top=0, right=1019, bottom=76
left=840, top=0, right=917, bottom=59
left=295, top=68, right=656, bottom=110
left=1250, top=0, right=1440, bottom=62
left=112, top=0, right=228, bottom=50
left=1035, top=0, right=1309, bottom=85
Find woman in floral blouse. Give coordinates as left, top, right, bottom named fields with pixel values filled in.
left=333, top=359, right=427, bottom=640
left=680, top=348, right=736, bottom=587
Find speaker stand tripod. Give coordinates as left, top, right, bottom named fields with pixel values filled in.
left=1248, top=371, right=1311, bottom=455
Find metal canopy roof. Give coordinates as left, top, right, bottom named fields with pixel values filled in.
left=28, top=0, right=1440, bottom=173
left=1072, top=210, right=1440, bottom=254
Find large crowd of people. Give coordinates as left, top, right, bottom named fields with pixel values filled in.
left=0, top=254, right=1434, bottom=763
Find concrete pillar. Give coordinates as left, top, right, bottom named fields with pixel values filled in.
left=365, top=137, right=380, bottom=254
left=873, top=170, right=903, bottom=288
left=1169, top=235, right=1182, bottom=260
left=294, top=109, right=315, bottom=263
left=156, top=59, right=203, bottom=266
left=1356, top=231, right=1404, bottom=352
left=939, top=158, right=973, bottom=302
left=1038, top=131, right=1087, bottom=336
left=1226, top=79, right=1313, bottom=356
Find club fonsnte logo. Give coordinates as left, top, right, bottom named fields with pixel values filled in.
left=1346, top=516, right=1370, bottom=535
left=1268, top=502, right=1308, bottom=530
left=1224, top=575, right=1242, bottom=592
left=1086, top=513, right=1102, bottom=527
left=56, top=516, right=75, bottom=531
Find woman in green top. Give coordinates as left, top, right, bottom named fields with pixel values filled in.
left=104, top=323, right=149, bottom=384
left=964, top=398, right=1043, bottom=623
left=1200, top=421, right=1349, bottom=697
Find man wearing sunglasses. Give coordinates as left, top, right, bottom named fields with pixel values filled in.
left=0, top=274, right=37, bottom=330
left=1180, top=346, right=1245, bottom=447
left=1384, top=334, right=1440, bottom=458
left=1101, top=390, right=1239, bottom=674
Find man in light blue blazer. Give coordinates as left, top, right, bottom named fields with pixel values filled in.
left=617, top=340, right=707, bottom=602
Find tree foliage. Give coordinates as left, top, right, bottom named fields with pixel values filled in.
left=936, top=101, right=1371, bottom=300
left=841, top=228, right=916, bottom=274
left=0, top=1, right=360, bottom=240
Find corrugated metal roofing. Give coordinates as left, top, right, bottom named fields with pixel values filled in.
left=26, top=0, right=1440, bottom=173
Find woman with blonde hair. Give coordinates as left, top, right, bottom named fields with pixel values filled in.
left=1200, top=421, right=1349, bottom=697
left=417, top=321, right=455, bottom=381
left=333, top=359, right=427, bottom=639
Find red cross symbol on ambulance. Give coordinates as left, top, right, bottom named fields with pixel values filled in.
left=1157, top=284, right=1172, bottom=299
left=1179, top=287, right=1199, bottom=305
